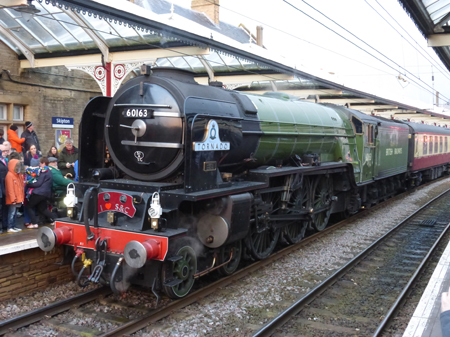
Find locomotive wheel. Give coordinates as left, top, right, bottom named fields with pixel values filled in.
left=282, top=177, right=311, bottom=244
left=311, top=176, right=333, bottom=232
left=246, top=192, right=281, bottom=260
left=246, top=227, right=280, bottom=260
left=162, top=246, right=197, bottom=299
left=283, top=222, right=307, bottom=245
left=217, top=240, right=242, bottom=276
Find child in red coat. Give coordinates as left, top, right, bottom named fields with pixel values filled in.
left=5, top=159, right=24, bottom=233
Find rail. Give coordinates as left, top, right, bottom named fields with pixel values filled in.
left=252, top=187, right=450, bottom=336
left=0, top=287, right=110, bottom=335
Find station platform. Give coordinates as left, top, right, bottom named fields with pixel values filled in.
left=402, top=237, right=450, bottom=337
left=0, top=217, right=51, bottom=256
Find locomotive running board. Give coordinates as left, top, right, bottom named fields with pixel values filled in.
left=248, top=162, right=349, bottom=181
left=161, top=181, right=267, bottom=202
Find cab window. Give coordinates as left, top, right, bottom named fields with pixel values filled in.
left=351, top=116, right=363, bottom=134
left=424, top=135, right=428, bottom=155
left=367, top=125, right=374, bottom=145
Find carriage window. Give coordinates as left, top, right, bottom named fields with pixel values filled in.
left=368, top=125, right=374, bottom=144
left=429, top=136, right=433, bottom=154
left=415, top=138, right=419, bottom=157
left=351, top=116, right=363, bottom=134
left=440, top=136, right=443, bottom=153
left=424, top=136, right=428, bottom=155
left=435, top=136, right=439, bottom=153
left=446, top=137, right=449, bottom=153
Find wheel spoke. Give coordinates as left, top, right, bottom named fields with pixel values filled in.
left=311, top=176, right=333, bottom=232
left=162, top=245, right=197, bottom=299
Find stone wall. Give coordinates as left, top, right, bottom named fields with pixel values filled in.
left=0, top=40, right=102, bottom=153
left=0, top=247, right=73, bottom=301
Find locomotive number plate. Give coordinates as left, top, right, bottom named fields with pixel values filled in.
left=203, top=161, right=217, bottom=172
left=122, top=108, right=153, bottom=118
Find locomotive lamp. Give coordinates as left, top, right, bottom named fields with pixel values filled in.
left=64, top=183, right=78, bottom=219
left=148, top=192, right=162, bottom=230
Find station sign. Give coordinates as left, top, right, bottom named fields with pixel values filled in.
left=52, top=117, right=74, bottom=129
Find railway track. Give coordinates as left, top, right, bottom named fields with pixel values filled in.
left=253, top=187, right=450, bottom=336
left=0, top=180, right=447, bottom=336
left=0, top=287, right=111, bottom=335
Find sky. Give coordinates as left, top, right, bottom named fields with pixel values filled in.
left=170, top=0, right=450, bottom=111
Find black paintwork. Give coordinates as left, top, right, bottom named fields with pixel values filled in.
left=105, top=68, right=261, bottom=183
left=78, top=96, right=110, bottom=182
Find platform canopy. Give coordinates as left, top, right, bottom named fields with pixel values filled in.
left=399, top=0, right=450, bottom=73
left=0, top=0, right=448, bottom=123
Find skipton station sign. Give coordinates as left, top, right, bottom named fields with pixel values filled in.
left=52, top=117, right=74, bottom=129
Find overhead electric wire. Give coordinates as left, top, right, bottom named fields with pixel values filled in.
left=201, top=0, right=448, bottom=105
left=201, top=0, right=398, bottom=80
left=288, top=0, right=450, bottom=102
left=368, top=0, right=450, bottom=82
left=0, top=2, right=439, bottom=110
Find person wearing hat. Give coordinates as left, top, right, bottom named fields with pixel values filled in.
left=25, top=157, right=57, bottom=227
left=7, top=125, right=25, bottom=153
left=21, top=121, right=41, bottom=153
left=58, top=138, right=78, bottom=178
left=48, top=157, right=72, bottom=192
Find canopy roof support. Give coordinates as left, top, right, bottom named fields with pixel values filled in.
left=0, top=25, right=34, bottom=67
left=63, top=8, right=110, bottom=62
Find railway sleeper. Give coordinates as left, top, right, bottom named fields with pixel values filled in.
left=293, top=318, right=360, bottom=334
left=44, top=318, right=100, bottom=337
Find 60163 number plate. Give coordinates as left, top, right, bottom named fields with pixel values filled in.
left=122, top=108, right=153, bottom=118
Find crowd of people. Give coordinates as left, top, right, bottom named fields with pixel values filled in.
left=0, top=121, right=77, bottom=233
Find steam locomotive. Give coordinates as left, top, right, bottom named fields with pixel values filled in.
left=37, top=67, right=450, bottom=298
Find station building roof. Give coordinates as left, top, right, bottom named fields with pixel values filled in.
left=0, top=0, right=450, bottom=125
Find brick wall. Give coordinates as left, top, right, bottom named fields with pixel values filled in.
left=0, top=247, right=73, bottom=301
left=191, top=0, right=220, bottom=24
left=0, top=40, right=102, bottom=153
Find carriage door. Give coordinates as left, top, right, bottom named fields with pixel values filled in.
left=362, top=123, right=376, bottom=181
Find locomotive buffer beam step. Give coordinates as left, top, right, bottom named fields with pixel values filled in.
left=163, top=278, right=183, bottom=287
left=166, top=255, right=183, bottom=262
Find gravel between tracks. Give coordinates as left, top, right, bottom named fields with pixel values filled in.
left=2, top=178, right=450, bottom=337
left=134, top=177, right=450, bottom=337
left=0, top=282, right=99, bottom=321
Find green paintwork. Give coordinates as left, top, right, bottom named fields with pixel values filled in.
left=244, top=94, right=357, bottom=166
left=242, top=93, right=408, bottom=184
left=374, top=126, right=409, bottom=178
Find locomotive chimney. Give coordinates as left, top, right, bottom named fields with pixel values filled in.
left=191, top=0, right=220, bottom=24
left=256, top=26, right=263, bottom=47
